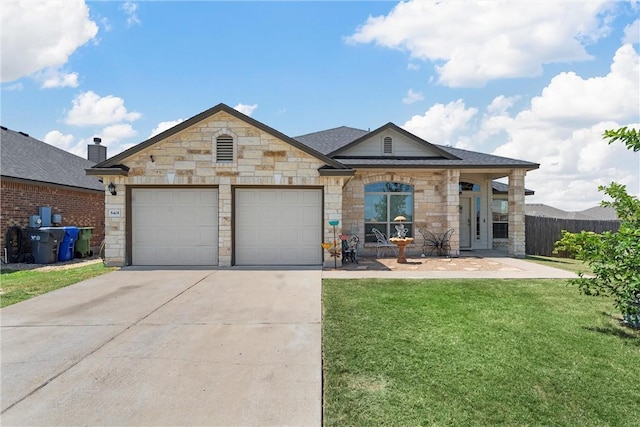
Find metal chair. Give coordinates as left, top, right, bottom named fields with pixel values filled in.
left=341, top=234, right=359, bottom=264
left=372, top=228, right=399, bottom=258
left=419, top=228, right=440, bottom=256
left=439, top=228, right=455, bottom=256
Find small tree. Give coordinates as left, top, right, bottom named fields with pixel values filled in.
left=555, top=127, right=640, bottom=328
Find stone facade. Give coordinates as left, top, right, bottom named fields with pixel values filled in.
left=100, top=111, right=344, bottom=267
left=92, top=106, right=534, bottom=266
left=341, top=170, right=460, bottom=257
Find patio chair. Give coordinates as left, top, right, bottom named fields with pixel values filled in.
left=372, top=228, right=399, bottom=258
left=419, top=228, right=440, bottom=256
left=341, top=234, right=359, bottom=264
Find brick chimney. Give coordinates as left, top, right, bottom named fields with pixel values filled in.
left=88, top=137, right=107, bottom=163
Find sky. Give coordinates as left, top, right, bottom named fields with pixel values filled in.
left=1, top=0, right=639, bottom=211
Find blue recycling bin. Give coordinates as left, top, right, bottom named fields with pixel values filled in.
left=58, top=226, right=79, bottom=262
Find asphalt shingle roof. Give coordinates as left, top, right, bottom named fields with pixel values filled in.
left=294, top=126, right=370, bottom=155
left=1, top=127, right=104, bottom=191
left=295, top=126, right=539, bottom=170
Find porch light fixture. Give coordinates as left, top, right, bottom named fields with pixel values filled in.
left=167, top=171, right=175, bottom=184
left=274, top=172, right=282, bottom=185
left=108, top=182, right=117, bottom=196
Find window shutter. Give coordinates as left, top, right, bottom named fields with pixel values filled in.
left=383, top=136, right=393, bottom=154
left=216, top=135, right=233, bottom=162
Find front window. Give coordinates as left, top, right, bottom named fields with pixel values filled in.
left=492, top=199, right=508, bottom=238
left=364, top=182, right=413, bottom=242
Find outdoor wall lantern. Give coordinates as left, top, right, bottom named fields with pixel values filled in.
left=274, top=172, right=282, bottom=185
left=108, top=182, right=117, bottom=196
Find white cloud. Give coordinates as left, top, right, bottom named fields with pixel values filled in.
left=623, top=19, right=640, bottom=45
left=44, top=130, right=76, bottom=152
left=121, top=1, right=141, bottom=27
left=482, top=45, right=640, bottom=210
left=347, top=0, right=613, bottom=87
left=528, top=44, right=639, bottom=123
left=149, top=119, right=184, bottom=138
left=486, top=95, right=517, bottom=115
left=35, top=69, right=80, bottom=89
left=402, top=88, right=423, bottom=105
left=3, top=82, right=23, bottom=91
left=234, top=103, right=258, bottom=116
left=1, top=1, right=98, bottom=82
left=403, top=100, right=478, bottom=146
left=65, top=91, right=141, bottom=126
left=407, top=63, right=420, bottom=71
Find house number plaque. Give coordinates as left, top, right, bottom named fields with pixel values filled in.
left=108, top=209, right=122, bottom=218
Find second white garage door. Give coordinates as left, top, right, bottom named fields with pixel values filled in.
left=132, top=188, right=218, bottom=266
left=235, top=188, right=322, bottom=265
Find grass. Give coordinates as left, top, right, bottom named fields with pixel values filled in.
left=525, top=254, right=593, bottom=275
left=323, top=279, right=639, bottom=426
left=0, top=263, right=117, bottom=308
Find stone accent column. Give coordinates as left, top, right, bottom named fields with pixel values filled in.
left=324, top=177, right=344, bottom=268
left=444, top=170, right=460, bottom=256
left=218, top=179, right=232, bottom=267
left=104, top=180, right=126, bottom=267
left=508, top=169, right=526, bottom=257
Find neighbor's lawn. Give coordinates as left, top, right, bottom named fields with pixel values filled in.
left=525, top=255, right=593, bottom=275
left=323, top=279, right=639, bottom=426
left=0, top=263, right=117, bottom=308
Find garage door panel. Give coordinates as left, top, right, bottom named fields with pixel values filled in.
left=132, top=188, right=218, bottom=266
left=235, top=189, right=321, bottom=265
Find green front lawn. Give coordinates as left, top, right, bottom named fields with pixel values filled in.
left=525, top=255, right=593, bottom=275
left=0, top=263, right=117, bottom=308
left=323, top=279, right=639, bottom=426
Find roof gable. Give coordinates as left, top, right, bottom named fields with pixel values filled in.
left=0, top=127, right=103, bottom=191
left=330, top=123, right=459, bottom=159
left=94, top=103, right=349, bottom=171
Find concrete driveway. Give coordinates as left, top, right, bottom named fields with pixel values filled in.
left=1, top=268, right=322, bottom=426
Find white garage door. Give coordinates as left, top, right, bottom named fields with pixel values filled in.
left=132, top=188, right=218, bottom=266
left=235, top=188, right=322, bottom=265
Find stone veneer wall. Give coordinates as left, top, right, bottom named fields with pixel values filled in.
left=100, top=111, right=343, bottom=267
left=341, top=170, right=460, bottom=257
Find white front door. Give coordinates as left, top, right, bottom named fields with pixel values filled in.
left=459, top=197, right=472, bottom=249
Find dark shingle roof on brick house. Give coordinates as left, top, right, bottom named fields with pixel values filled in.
left=0, top=127, right=103, bottom=191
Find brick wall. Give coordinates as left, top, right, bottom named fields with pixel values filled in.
left=1, top=179, right=105, bottom=252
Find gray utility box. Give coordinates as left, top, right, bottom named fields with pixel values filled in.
left=27, top=227, right=65, bottom=264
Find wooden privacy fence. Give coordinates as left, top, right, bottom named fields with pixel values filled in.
left=525, top=215, right=621, bottom=257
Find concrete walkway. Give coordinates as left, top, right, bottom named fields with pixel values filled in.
left=1, top=269, right=322, bottom=426
left=323, top=253, right=580, bottom=279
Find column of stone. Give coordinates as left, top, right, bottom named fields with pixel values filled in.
left=103, top=179, right=126, bottom=266
left=445, top=170, right=460, bottom=256
left=218, top=178, right=232, bottom=266
left=508, top=169, right=526, bottom=257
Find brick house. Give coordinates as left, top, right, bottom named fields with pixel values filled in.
left=1, top=127, right=106, bottom=252
left=87, top=103, right=539, bottom=267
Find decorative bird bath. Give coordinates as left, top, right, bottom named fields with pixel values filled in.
left=389, top=237, right=414, bottom=263
left=390, top=215, right=413, bottom=263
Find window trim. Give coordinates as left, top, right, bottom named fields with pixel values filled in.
left=364, top=181, right=414, bottom=243
left=492, top=198, right=509, bottom=239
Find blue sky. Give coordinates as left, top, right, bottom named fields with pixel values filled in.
left=2, top=1, right=639, bottom=210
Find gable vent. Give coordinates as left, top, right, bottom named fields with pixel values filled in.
left=216, top=134, right=234, bottom=162
left=383, top=136, right=393, bottom=154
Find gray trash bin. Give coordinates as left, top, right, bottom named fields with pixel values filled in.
left=27, top=227, right=65, bottom=264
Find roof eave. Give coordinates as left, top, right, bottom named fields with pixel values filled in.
left=86, top=167, right=129, bottom=176
left=317, top=168, right=356, bottom=177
